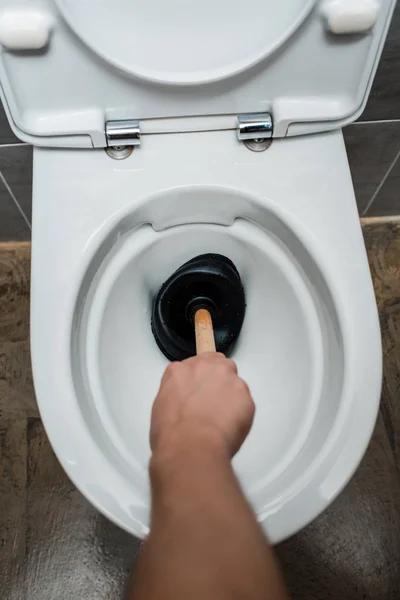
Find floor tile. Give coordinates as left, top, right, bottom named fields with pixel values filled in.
left=24, top=419, right=141, bottom=600
left=0, top=144, right=33, bottom=224
left=276, top=413, right=400, bottom=600
left=343, top=121, right=400, bottom=214
left=0, top=417, right=27, bottom=600
left=364, top=220, right=400, bottom=454
left=361, top=2, right=400, bottom=121
left=0, top=243, right=37, bottom=418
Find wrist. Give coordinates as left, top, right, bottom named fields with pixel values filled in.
left=150, top=423, right=229, bottom=483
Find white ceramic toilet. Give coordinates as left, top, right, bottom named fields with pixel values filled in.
left=0, top=0, right=396, bottom=542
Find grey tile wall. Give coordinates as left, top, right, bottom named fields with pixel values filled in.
left=361, top=2, right=400, bottom=122
left=0, top=3, right=399, bottom=240
left=0, top=103, right=19, bottom=145
left=343, top=121, right=400, bottom=215
left=0, top=144, right=32, bottom=241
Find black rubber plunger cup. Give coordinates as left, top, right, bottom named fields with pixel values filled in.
left=151, top=254, right=246, bottom=361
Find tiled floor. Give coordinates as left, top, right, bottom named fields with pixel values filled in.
left=1, top=219, right=400, bottom=599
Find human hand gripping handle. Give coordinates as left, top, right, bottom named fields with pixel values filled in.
left=150, top=306, right=255, bottom=460
left=150, top=352, right=255, bottom=460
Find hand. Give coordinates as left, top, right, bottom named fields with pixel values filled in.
left=151, top=353, right=255, bottom=458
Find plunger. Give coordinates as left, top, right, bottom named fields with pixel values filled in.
left=151, top=254, right=246, bottom=361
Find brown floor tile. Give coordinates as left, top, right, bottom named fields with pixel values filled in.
left=276, top=410, right=400, bottom=600
left=24, top=419, right=141, bottom=600
left=0, top=418, right=27, bottom=600
left=364, top=219, right=400, bottom=459
left=0, top=243, right=37, bottom=418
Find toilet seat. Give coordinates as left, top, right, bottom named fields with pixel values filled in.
left=30, top=130, right=381, bottom=542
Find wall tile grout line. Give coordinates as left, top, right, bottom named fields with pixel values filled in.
left=353, top=119, right=400, bottom=126
left=362, top=149, right=400, bottom=216
left=0, top=170, right=31, bottom=230
left=0, top=142, right=29, bottom=148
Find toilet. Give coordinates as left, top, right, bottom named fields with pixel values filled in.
left=0, top=0, right=395, bottom=542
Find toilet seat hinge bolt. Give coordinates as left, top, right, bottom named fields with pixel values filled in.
left=237, top=113, right=273, bottom=151
left=105, top=119, right=141, bottom=147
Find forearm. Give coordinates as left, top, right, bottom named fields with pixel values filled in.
left=130, top=426, right=289, bottom=600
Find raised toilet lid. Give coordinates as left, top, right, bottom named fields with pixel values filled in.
left=0, top=0, right=396, bottom=145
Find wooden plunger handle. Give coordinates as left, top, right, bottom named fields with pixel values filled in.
left=194, top=309, right=216, bottom=354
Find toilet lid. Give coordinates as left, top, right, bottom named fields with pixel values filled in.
left=0, top=0, right=396, bottom=146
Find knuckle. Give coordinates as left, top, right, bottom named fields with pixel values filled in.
left=225, top=358, right=238, bottom=374
left=235, top=377, right=247, bottom=391
left=248, top=396, right=256, bottom=417
left=202, top=352, right=225, bottom=365
left=193, top=353, right=211, bottom=365
left=164, top=361, right=184, bottom=379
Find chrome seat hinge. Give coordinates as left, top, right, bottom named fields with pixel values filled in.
left=105, top=114, right=272, bottom=148
left=236, top=113, right=273, bottom=142
left=105, top=119, right=141, bottom=147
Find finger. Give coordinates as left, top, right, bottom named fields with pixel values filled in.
left=183, top=352, right=227, bottom=365
left=160, top=360, right=185, bottom=385
left=184, top=353, right=238, bottom=376
left=223, top=358, right=238, bottom=374
left=200, top=353, right=238, bottom=374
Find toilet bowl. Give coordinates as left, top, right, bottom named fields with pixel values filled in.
left=29, top=130, right=381, bottom=542
left=0, top=0, right=394, bottom=542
